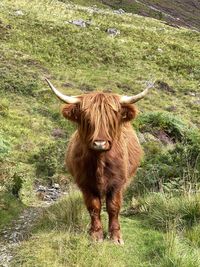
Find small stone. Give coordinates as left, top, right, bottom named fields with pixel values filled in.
left=47, top=188, right=55, bottom=192
left=37, top=185, right=46, bottom=192
left=44, top=195, right=52, bottom=200
left=113, top=9, right=125, bottom=14
left=52, top=183, right=60, bottom=189
left=69, top=19, right=86, bottom=27
left=106, top=28, right=120, bottom=36
left=187, top=92, right=196, bottom=96
left=15, top=10, right=24, bottom=16
left=157, top=48, right=163, bottom=53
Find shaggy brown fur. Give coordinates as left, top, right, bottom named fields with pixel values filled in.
left=62, top=92, right=142, bottom=244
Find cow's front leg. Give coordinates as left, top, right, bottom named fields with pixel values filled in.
left=82, top=191, right=103, bottom=242
left=106, top=190, right=124, bottom=245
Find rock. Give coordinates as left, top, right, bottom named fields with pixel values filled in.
left=106, top=28, right=120, bottom=36
left=157, top=48, right=163, bottom=53
left=47, top=188, right=55, bottom=192
left=37, top=185, right=46, bottom=192
left=113, top=9, right=125, bottom=14
left=14, top=10, right=24, bottom=16
left=187, top=91, right=196, bottom=96
left=69, top=19, right=92, bottom=28
left=69, top=19, right=86, bottom=27
left=52, top=183, right=60, bottom=190
left=44, top=195, right=53, bottom=201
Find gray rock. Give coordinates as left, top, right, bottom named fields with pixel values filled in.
left=157, top=48, right=163, bottom=53
left=106, top=28, right=120, bottom=36
left=37, top=185, right=46, bottom=192
left=69, top=19, right=86, bottom=27
left=52, top=183, right=60, bottom=189
left=15, top=10, right=24, bottom=16
left=47, top=188, right=55, bottom=192
left=188, top=92, right=196, bottom=96
left=113, top=9, right=125, bottom=14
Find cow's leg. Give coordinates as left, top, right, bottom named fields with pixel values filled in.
left=82, top=191, right=103, bottom=242
left=106, top=190, right=124, bottom=245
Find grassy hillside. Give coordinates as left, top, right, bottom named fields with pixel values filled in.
left=0, top=0, right=200, bottom=266
left=67, top=0, right=200, bottom=30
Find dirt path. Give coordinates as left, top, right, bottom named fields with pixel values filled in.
left=0, top=184, right=64, bottom=267
left=0, top=207, right=43, bottom=267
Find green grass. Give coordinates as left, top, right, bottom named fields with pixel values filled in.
left=137, top=193, right=200, bottom=231
left=11, top=191, right=200, bottom=267
left=12, top=192, right=165, bottom=267
left=0, top=192, right=25, bottom=230
left=0, top=0, right=200, bottom=265
left=12, top=220, right=165, bottom=267
left=0, top=0, right=199, bottom=192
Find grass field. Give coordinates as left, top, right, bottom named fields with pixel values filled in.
left=0, top=0, right=199, bottom=266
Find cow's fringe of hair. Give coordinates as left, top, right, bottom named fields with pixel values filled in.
left=79, top=93, right=121, bottom=142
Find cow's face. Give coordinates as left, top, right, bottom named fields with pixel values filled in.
left=45, top=78, right=153, bottom=151
left=62, top=93, right=137, bottom=151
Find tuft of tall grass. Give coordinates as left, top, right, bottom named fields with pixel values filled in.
left=160, top=231, right=200, bottom=267
left=37, top=189, right=88, bottom=232
left=184, top=224, right=200, bottom=248
left=138, top=193, right=200, bottom=231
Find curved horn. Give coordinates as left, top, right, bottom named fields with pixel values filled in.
left=45, top=78, right=80, bottom=104
left=120, top=82, right=154, bottom=104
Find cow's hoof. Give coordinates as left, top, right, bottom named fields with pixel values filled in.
left=90, top=229, right=104, bottom=243
left=112, top=237, right=124, bottom=245
left=110, top=230, right=124, bottom=245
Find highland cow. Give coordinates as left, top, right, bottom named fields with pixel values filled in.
left=46, top=78, right=153, bottom=244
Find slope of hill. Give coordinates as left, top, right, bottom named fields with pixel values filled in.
left=0, top=0, right=200, bottom=266
left=66, top=0, right=200, bottom=30
left=139, top=0, right=200, bottom=29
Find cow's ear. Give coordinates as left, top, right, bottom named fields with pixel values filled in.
left=62, top=104, right=81, bottom=123
left=121, top=104, right=138, bottom=122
